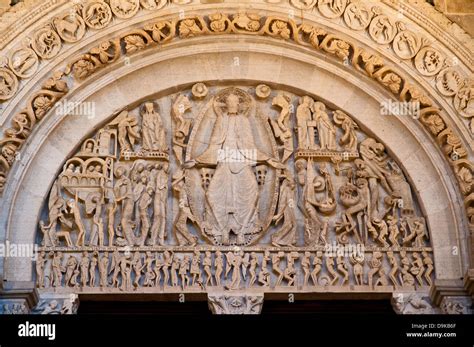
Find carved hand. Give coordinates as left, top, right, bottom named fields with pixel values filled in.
left=267, top=158, right=285, bottom=169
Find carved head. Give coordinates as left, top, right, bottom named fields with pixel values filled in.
left=312, top=101, right=326, bottom=113
left=272, top=92, right=291, bottom=108
left=114, top=166, right=126, bottom=178
left=143, top=102, right=156, bottom=114
left=299, top=96, right=314, bottom=107
left=226, top=93, right=240, bottom=114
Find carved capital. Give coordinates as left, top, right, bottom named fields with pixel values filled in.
left=430, top=279, right=467, bottom=306
left=439, top=296, right=472, bottom=314
left=464, top=269, right=474, bottom=298
left=0, top=279, right=39, bottom=313
left=391, top=292, right=438, bottom=314
left=31, top=293, right=79, bottom=315
left=208, top=293, right=264, bottom=315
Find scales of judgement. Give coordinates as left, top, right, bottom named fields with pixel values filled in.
left=35, top=84, right=434, bottom=295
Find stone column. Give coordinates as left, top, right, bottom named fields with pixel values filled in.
left=208, top=293, right=264, bottom=315
left=0, top=280, right=38, bottom=314
left=430, top=279, right=473, bottom=314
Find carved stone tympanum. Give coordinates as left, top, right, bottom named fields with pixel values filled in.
left=33, top=83, right=436, bottom=314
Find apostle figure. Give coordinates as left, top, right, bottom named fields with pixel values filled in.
left=312, top=102, right=337, bottom=150
left=141, top=102, right=167, bottom=152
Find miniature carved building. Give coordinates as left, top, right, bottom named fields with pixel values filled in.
left=0, top=0, right=473, bottom=315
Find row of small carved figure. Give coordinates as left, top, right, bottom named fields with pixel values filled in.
left=36, top=248, right=434, bottom=291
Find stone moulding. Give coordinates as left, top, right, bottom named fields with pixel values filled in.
left=0, top=11, right=473, bottom=240
left=0, top=1, right=472, bottom=130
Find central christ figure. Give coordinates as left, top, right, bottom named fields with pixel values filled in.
left=187, top=88, right=282, bottom=245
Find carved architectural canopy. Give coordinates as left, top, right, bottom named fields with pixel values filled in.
left=0, top=0, right=473, bottom=316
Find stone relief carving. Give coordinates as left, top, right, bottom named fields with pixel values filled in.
left=343, top=2, right=373, bottom=31
left=392, top=293, right=436, bottom=314
left=0, top=13, right=472, bottom=248
left=0, top=302, right=29, bottom=314
left=31, top=26, right=62, bottom=59
left=8, top=47, right=39, bottom=79
left=53, top=7, right=86, bottom=43
left=439, top=297, right=473, bottom=315
left=34, top=84, right=435, bottom=297
left=110, top=0, right=140, bottom=19
left=31, top=294, right=79, bottom=315
left=83, top=1, right=113, bottom=30
left=0, top=67, right=18, bottom=101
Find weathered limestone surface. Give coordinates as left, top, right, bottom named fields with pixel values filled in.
left=0, top=0, right=472, bottom=314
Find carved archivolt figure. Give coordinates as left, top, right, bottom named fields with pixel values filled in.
left=312, top=102, right=336, bottom=151
left=172, top=95, right=192, bottom=165
left=270, top=92, right=293, bottom=163
left=333, top=110, right=358, bottom=152
left=36, top=252, right=46, bottom=288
